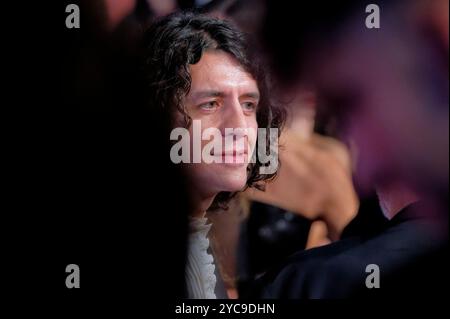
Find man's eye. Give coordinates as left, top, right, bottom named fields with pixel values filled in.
left=199, top=101, right=219, bottom=110
left=242, top=102, right=257, bottom=112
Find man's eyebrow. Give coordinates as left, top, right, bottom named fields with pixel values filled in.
left=190, top=91, right=260, bottom=100
left=191, top=91, right=225, bottom=99
left=241, top=92, right=260, bottom=100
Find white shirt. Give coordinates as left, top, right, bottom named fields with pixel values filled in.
left=185, top=217, right=217, bottom=299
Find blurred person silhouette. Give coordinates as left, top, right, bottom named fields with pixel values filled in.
left=237, top=90, right=388, bottom=297
left=241, top=0, right=449, bottom=298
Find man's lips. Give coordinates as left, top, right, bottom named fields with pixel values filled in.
left=209, top=149, right=249, bottom=164
left=214, top=150, right=248, bottom=156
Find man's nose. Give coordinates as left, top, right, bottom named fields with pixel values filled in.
left=221, top=98, right=248, bottom=132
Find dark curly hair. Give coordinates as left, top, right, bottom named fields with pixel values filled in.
left=143, top=11, right=285, bottom=209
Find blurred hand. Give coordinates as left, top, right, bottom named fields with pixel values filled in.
left=246, top=130, right=359, bottom=240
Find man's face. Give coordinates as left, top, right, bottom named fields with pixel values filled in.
left=182, top=50, right=259, bottom=197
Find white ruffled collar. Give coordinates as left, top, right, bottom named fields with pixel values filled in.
left=185, top=217, right=217, bottom=299
left=189, top=216, right=211, bottom=233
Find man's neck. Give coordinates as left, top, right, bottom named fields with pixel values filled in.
left=376, top=180, right=420, bottom=220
